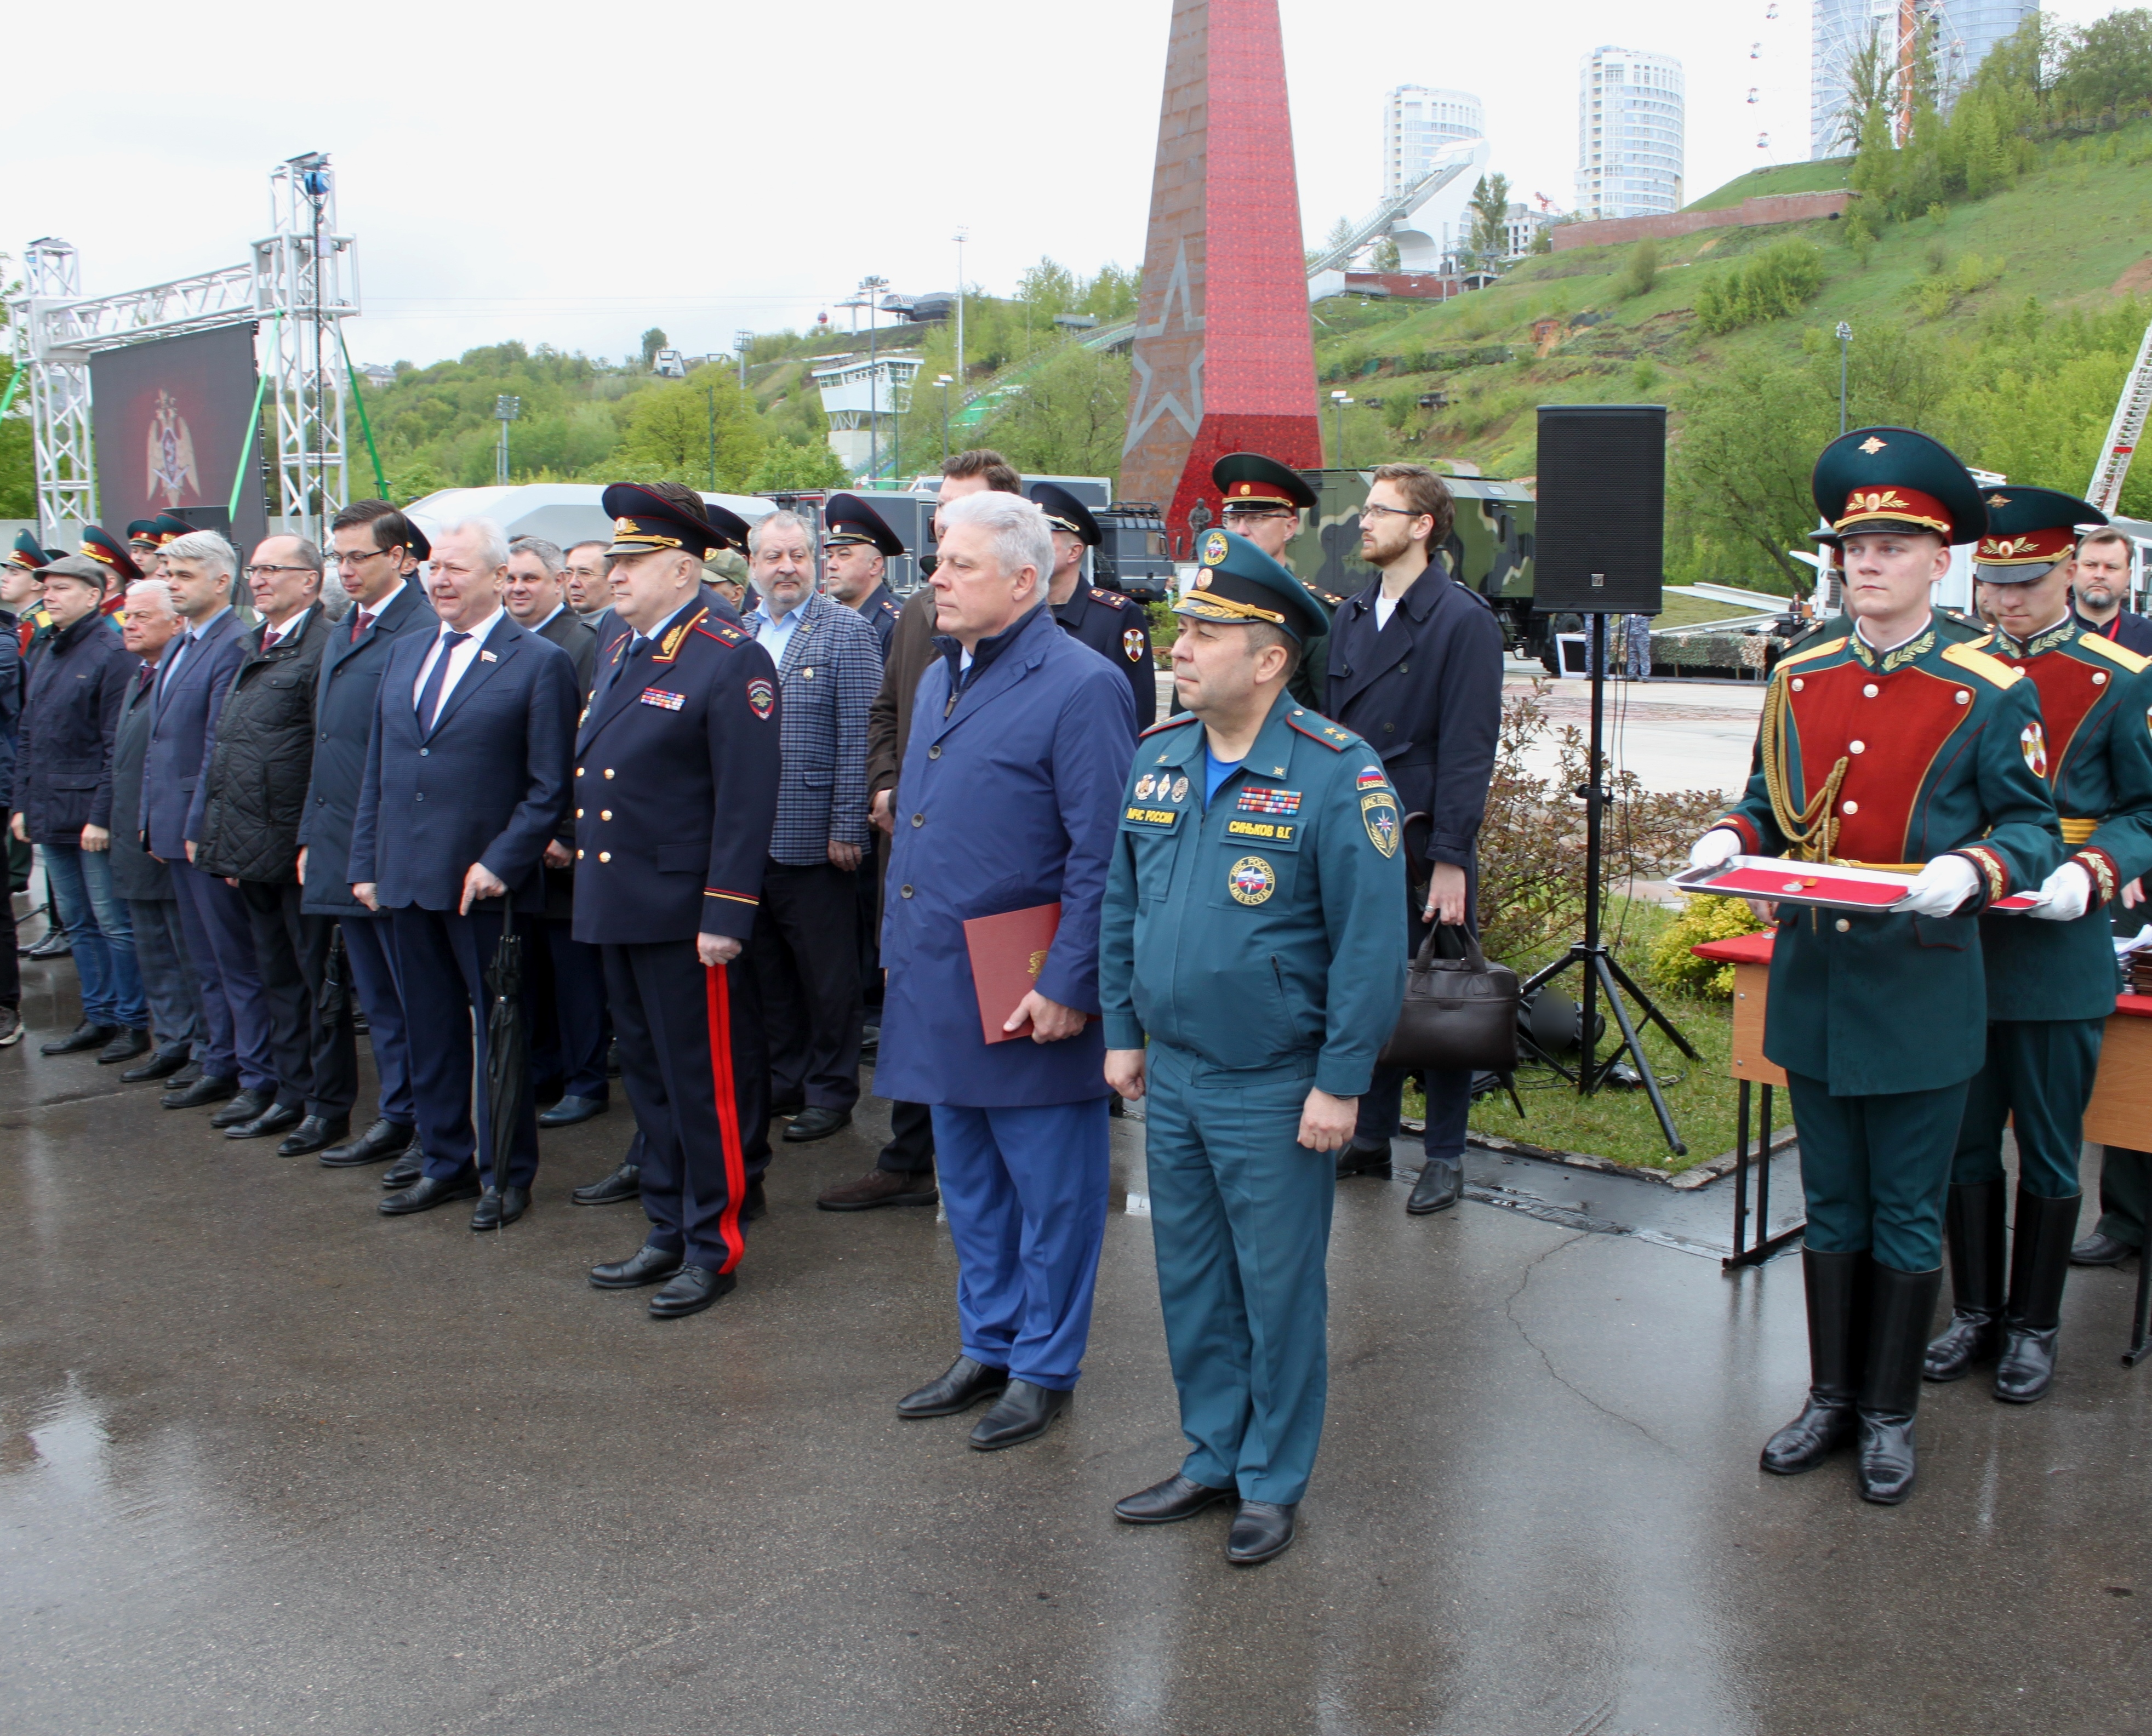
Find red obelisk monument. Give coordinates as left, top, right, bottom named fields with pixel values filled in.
left=1120, top=0, right=1322, bottom=551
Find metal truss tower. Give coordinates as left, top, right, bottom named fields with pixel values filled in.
left=7, top=154, right=359, bottom=543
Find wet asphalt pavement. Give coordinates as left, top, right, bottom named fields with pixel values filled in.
left=5, top=946, right=2151, bottom=1735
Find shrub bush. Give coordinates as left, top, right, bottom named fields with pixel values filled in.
left=1648, top=895, right=1765, bottom=1001
left=1693, top=241, right=1826, bottom=335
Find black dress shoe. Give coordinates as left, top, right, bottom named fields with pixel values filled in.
left=1335, top=1140, right=1392, bottom=1180
left=743, top=1177, right=767, bottom=1223
left=169, top=1060, right=203, bottom=1088
left=783, top=1105, right=852, bottom=1143
left=225, top=1101, right=305, bottom=1140
left=538, top=1093, right=608, bottom=1129
left=41, top=1020, right=117, bottom=1057
left=898, top=1355, right=1010, bottom=1418
left=2072, top=1231, right=2138, bottom=1266
left=162, top=1072, right=239, bottom=1110
left=319, top=1118, right=414, bottom=1168
left=277, top=1114, right=349, bottom=1157
left=571, top=1163, right=641, bottom=1205
left=649, top=1265, right=735, bottom=1319
left=470, top=1185, right=530, bottom=1231
left=1115, top=1474, right=1236, bottom=1525
left=1407, top=1157, right=1463, bottom=1214
left=589, top=1242, right=684, bottom=1289
left=209, top=1088, right=274, bottom=1129
left=380, top=1152, right=424, bottom=1189
left=122, top=1045, right=192, bottom=1083
left=969, top=1379, right=1070, bottom=1450
left=378, top=1170, right=482, bottom=1215
left=1225, top=1500, right=1298, bottom=1566
left=96, top=1027, right=151, bottom=1065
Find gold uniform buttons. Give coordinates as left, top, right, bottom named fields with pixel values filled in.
left=576, top=807, right=584, bottom=819
left=575, top=766, right=585, bottom=778
left=604, top=768, right=615, bottom=780
left=598, top=852, right=612, bottom=864
left=575, top=848, right=585, bottom=860
left=1835, top=918, right=1852, bottom=932
left=601, top=810, right=612, bottom=821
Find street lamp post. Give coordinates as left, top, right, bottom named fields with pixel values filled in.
left=494, top=393, right=521, bottom=487
left=953, top=227, right=968, bottom=401
left=1330, top=389, right=1352, bottom=467
left=937, top=374, right=953, bottom=466
left=861, top=273, right=889, bottom=481
left=1836, top=322, right=1853, bottom=436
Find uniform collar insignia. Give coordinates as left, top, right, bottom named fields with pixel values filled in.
left=1848, top=624, right=1936, bottom=672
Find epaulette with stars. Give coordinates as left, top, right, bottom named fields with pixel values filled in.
left=1091, top=587, right=1130, bottom=611
left=695, top=619, right=750, bottom=647
left=1285, top=710, right=1358, bottom=751
left=1139, top=712, right=1199, bottom=738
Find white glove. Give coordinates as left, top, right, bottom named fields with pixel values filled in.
left=1688, top=828, right=1742, bottom=871
left=2029, top=860, right=2092, bottom=923
left=1900, top=854, right=1981, bottom=918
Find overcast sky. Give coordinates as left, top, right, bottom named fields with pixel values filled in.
left=2, top=0, right=2122, bottom=369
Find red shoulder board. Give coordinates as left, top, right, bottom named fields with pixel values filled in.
left=1139, top=712, right=1198, bottom=739
left=1285, top=710, right=1355, bottom=751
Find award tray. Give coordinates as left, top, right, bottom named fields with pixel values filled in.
left=1669, top=855, right=2039, bottom=914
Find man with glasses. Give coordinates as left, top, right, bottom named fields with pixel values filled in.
left=1211, top=453, right=1344, bottom=713
left=301, top=502, right=436, bottom=1175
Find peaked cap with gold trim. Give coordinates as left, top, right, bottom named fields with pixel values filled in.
left=600, top=482, right=750, bottom=559
left=1811, top=425, right=1986, bottom=547
left=1211, top=451, right=1317, bottom=513
left=1973, top=485, right=2104, bottom=585
left=1175, top=527, right=1329, bottom=644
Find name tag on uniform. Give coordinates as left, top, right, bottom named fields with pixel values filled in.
left=1225, top=816, right=1299, bottom=850
left=1122, top=804, right=1181, bottom=831
left=639, top=687, right=685, bottom=711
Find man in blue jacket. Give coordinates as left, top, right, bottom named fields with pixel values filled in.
left=876, top=489, right=1138, bottom=1451
left=350, top=518, right=577, bottom=1229
left=305, top=502, right=437, bottom=1175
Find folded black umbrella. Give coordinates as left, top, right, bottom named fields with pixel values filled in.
left=316, top=924, right=351, bottom=1022
left=481, top=907, right=528, bottom=1197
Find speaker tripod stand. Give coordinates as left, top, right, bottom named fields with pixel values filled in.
left=1517, top=612, right=1699, bottom=1153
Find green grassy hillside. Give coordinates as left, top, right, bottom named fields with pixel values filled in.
left=1683, top=156, right=1857, bottom=210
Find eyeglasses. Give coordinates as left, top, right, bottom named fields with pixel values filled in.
left=334, top=547, right=394, bottom=568
left=246, top=564, right=317, bottom=580
left=1359, top=504, right=1428, bottom=521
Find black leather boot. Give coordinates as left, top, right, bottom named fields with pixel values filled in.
left=1994, top=1189, right=2081, bottom=1404
left=1854, top=1260, right=1944, bottom=1505
left=1761, top=1248, right=1867, bottom=1475
left=1925, top=1179, right=2006, bottom=1381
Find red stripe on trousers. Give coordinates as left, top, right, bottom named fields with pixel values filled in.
left=705, top=961, right=749, bottom=1275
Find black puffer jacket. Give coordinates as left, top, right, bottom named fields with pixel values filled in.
left=193, top=606, right=334, bottom=883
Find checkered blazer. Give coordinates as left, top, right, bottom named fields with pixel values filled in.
left=741, top=589, right=881, bottom=864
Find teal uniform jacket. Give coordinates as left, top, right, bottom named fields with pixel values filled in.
left=1966, top=621, right=2152, bottom=1018
left=1720, top=623, right=2063, bottom=1096
left=1099, top=693, right=1407, bottom=1097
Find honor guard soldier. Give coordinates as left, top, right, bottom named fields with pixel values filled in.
left=1922, top=488, right=2152, bottom=1402
left=1212, top=453, right=1345, bottom=711
left=821, top=493, right=906, bottom=655
left=1031, top=481, right=1156, bottom=729
left=79, top=527, right=144, bottom=621
left=6, top=533, right=57, bottom=655
left=1100, top=528, right=1406, bottom=1566
left=1691, top=427, right=2062, bottom=1504
left=127, top=512, right=193, bottom=570
left=574, top=482, right=782, bottom=1320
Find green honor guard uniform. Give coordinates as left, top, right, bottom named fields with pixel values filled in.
left=1099, top=528, right=1405, bottom=1567
left=1698, top=427, right=2062, bottom=1505
left=1923, top=488, right=2152, bottom=1403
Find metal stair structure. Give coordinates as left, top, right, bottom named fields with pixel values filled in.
left=2088, top=316, right=2152, bottom=517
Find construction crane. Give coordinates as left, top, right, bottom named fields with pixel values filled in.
left=2087, top=317, right=2152, bottom=517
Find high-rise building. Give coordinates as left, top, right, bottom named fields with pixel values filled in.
left=1811, top=0, right=2036, bottom=161
left=1575, top=47, right=1685, bottom=220
left=1383, top=85, right=1486, bottom=199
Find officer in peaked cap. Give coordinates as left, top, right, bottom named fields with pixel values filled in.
left=1210, top=453, right=1344, bottom=711
left=1922, top=484, right=2152, bottom=1409
left=1100, top=524, right=1405, bottom=1564
left=1793, top=436, right=1990, bottom=647
left=1692, top=424, right=2062, bottom=1506
left=79, top=527, right=144, bottom=620
left=821, top=492, right=906, bottom=656
left=1033, top=481, right=1156, bottom=728
left=5, top=532, right=57, bottom=657
left=128, top=512, right=193, bottom=557
left=574, top=479, right=782, bottom=1318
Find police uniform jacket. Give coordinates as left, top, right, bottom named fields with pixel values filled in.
left=1051, top=574, right=1156, bottom=728
left=858, top=582, right=904, bottom=659
left=874, top=602, right=1138, bottom=1107
left=1323, top=567, right=1504, bottom=870
left=1100, top=695, right=1407, bottom=1099
left=739, top=589, right=880, bottom=865
left=297, top=579, right=437, bottom=917
left=1967, top=620, right=2152, bottom=1020
left=571, top=602, right=780, bottom=946
left=15, top=609, right=132, bottom=843
left=1719, top=624, right=2063, bottom=1095
left=347, top=615, right=578, bottom=915
left=142, top=606, right=249, bottom=861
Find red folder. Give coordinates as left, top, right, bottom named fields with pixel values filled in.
left=964, top=903, right=1064, bottom=1044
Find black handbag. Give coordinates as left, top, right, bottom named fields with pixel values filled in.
left=1378, top=921, right=1520, bottom=1073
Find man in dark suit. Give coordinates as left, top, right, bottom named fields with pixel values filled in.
left=577, top=484, right=781, bottom=1318
left=350, top=517, right=577, bottom=1228
left=2072, top=525, right=2152, bottom=655
left=192, top=535, right=353, bottom=1153
left=506, top=533, right=610, bottom=1130
left=306, top=502, right=436, bottom=1176
left=1032, top=481, right=1156, bottom=728
left=142, top=531, right=281, bottom=1115
left=1323, top=463, right=1504, bottom=1215
left=110, top=579, right=203, bottom=1083
left=11, top=554, right=145, bottom=1059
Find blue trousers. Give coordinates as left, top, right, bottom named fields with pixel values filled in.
left=390, top=905, right=538, bottom=1191
left=1145, top=1042, right=1336, bottom=1506
left=170, top=861, right=277, bottom=1092
left=127, top=896, right=202, bottom=1054
left=341, top=912, right=414, bottom=1127
left=1785, top=1070, right=1967, bottom=1271
left=1355, top=1062, right=1471, bottom=1161
left=1950, top=1018, right=2102, bottom=1200
left=43, top=841, right=146, bottom=1030
left=931, top=1098, right=1110, bottom=1391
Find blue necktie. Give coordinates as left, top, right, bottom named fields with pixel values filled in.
left=416, top=631, right=471, bottom=731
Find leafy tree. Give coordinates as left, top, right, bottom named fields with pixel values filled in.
left=1467, top=173, right=1513, bottom=266
left=1619, top=238, right=1659, bottom=301
left=1693, top=241, right=1826, bottom=334
left=1668, top=355, right=1836, bottom=586
left=750, top=438, right=850, bottom=492
left=616, top=376, right=763, bottom=489
left=1829, top=22, right=1898, bottom=156
left=640, top=327, right=669, bottom=370
left=974, top=344, right=1133, bottom=483
left=2052, top=9, right=2152, bottom=118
